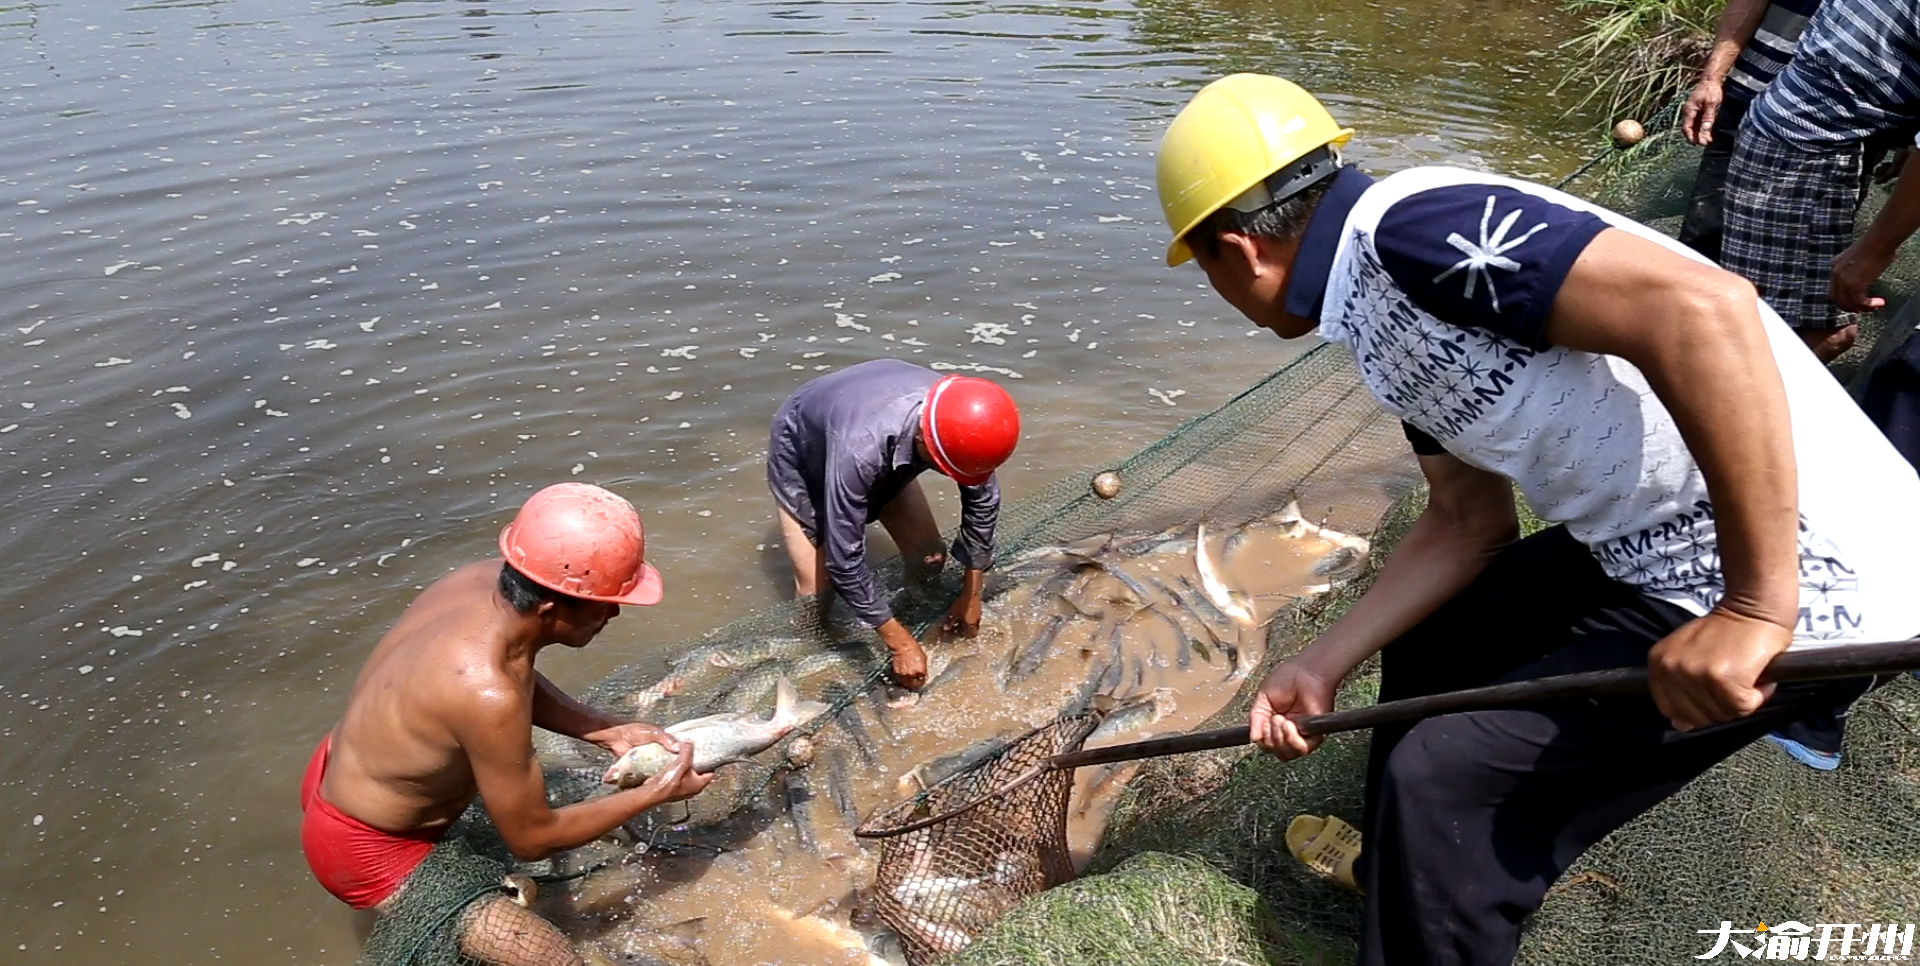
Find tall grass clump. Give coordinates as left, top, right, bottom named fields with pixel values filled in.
left=1555, top=0, right=1719, bottom=122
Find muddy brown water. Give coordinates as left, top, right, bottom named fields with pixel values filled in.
left=0, top=0, right=1595, bottom=961
left=549, top=517, right=1371, bottom=966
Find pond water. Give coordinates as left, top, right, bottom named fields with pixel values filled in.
left=0, top=0, right=1596, bottom=961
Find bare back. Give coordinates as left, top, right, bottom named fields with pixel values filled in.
left=319, top=560, right=535, bottom=834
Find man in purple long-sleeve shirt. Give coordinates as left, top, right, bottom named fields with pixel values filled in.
left=767, top=359, right=1022, bottom=688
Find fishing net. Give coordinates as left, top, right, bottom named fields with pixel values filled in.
left=357, top=788, right=602, bottom=966
left=397, top=117, right=1920, bottom=966
left=856, top=712, right=1101, bottom=965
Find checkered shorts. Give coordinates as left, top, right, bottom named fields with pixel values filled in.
left=1720, top=126, right=1864, bottom=330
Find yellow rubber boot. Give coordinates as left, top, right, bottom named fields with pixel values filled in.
left=1285, top=814, right=1364, bottom=895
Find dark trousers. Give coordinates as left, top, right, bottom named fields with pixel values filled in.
left=1355, top=527, right=1870, bottom=966
left=1677, top=99, right=1747, bottom=263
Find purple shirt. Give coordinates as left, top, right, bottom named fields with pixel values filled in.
left=766, top=359, right=1000, bottom=628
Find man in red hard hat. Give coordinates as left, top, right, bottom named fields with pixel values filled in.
left=300, top=482, right=712, bottom=966
left=767, top=358, right=1021, bottom=689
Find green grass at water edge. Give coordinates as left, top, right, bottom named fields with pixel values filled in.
left=1554, top=0, right=1717, bottom=123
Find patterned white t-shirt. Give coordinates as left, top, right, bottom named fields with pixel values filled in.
left=1296, top=165, right=1920, bottom=645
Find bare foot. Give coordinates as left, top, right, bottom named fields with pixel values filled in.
left=1800, top=324, right=1859, bottom=363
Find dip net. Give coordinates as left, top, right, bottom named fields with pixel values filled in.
left=375, top=125, right=1920, bottom=964
left=855, top=712, right=1101, bottom=966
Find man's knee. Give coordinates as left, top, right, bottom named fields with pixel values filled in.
left=1378, top=717, right=1495, bottom=817
left=458, top=895, right=584, bottom=966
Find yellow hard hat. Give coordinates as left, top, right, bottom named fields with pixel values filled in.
left=1156, top=74, right=1354, bottom=267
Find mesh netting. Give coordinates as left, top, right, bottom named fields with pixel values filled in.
left=358, top=819, right=571, bottom=966
left=368, top=124, right=1920, bottom=964
left=857, top=712, right=1101, bottom=965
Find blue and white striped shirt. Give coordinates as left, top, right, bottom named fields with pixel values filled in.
left=1747, top=0, right=1920, bottom=145
left=1723, top=0, right=1823, bottom=105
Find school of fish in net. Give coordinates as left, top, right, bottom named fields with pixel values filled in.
left=529, top=501, right=1373, bottom=966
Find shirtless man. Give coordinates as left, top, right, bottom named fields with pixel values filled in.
left=300, top=483, right=712, bottom=966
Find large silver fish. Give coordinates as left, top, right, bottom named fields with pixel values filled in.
left=603, top=676, right=829, bottom=788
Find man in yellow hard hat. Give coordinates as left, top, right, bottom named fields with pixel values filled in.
left=1155, top=73, right=1920, bottom=965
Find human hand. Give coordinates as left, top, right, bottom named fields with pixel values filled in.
left=638, top=742, right=715, bottom=804
left=1647, top=609, right=1792, bottom=731
left=1832, top=238, right=1896, bottom=313
left=941, top=590, right=982, bottom=638
left=588, top=722, right=681, bottom=759
left=878, top=620, right=929, bottom=690
left=1679, top=79, right=1723, bottom=146
left=1248, top=661, right=1339, bottom=760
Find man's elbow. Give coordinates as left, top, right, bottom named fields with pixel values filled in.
left=496, top=825, right=565, bottom=862
left=1424, top=493, right=1519, bottom=553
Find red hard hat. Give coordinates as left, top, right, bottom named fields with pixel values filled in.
left=497, top=483, right=664, bottom=607
left=920, top=374, right=1020, bottom=486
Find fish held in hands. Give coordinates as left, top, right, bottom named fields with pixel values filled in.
left=603, top=676, right=829, bottom=788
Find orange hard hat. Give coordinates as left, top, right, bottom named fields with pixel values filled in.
left=920, top=374, right=1020, bottom=486
left=497, top=483, right=664, bottom=607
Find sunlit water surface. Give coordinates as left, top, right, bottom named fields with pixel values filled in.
left=0, top=0, right=1596, bottom=960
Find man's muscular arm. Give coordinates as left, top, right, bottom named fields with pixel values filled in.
left=1547, top=228, right=1798, bottom=729
left=530, top=672, right=679, bottom=758
left=462, top=686, right=710, bottom=861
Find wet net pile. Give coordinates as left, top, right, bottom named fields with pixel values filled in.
left=368, top=127, right=1920, bottom=964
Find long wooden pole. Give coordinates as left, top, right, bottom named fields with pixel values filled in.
left=1048, top=638, right=1920, bottom=772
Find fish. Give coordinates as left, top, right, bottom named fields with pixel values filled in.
left=1001, top=613, right=1067, bottom=689
left=782, top=767, right=820, bottom=855
left=1195, top=522, right=1256, bottom=625
left=887, top=854, right=1026, bottom=950
left=756, top=901, right=893, bottom=966
left=895, top=911, right=973, bottom=958
left=1069, top=623, right=1125, bottom=712
left=829, top=701, right=883, bottom=767
left=896, top=732, right=1019, bottom=795
left=1313, top=544, right=1367, bottom=580
left=719, top=660, right=794, bottom=714
left=1087, top=688, right=1178, bottom=745
left=706, top=636, right=816, bottom=670
left=1115, top=525, right=1192, bottom=558
left=1138, top=604, right=1196, bottom=670
left=859, top=685, right=900, bottom=744
left=923, top=651, right=976, bottom=694
left=790, top=645, right=869, bottom=683
left=888, top=854, right=1022, bottom=906
left=1170, top=575, right=1235, bottom=641
left=820, top=743, right=862, bottom=831
left=598, top=917, right=709, bottom=966
left=603, top=676, right=830, bottom=788
left=866, top=930, right=910, bottom=966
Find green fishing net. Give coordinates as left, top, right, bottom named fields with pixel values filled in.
left=367, top=111, right=1920, bottom=964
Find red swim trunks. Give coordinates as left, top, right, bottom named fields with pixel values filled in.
left=300, top=736, right=446, bottom=910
